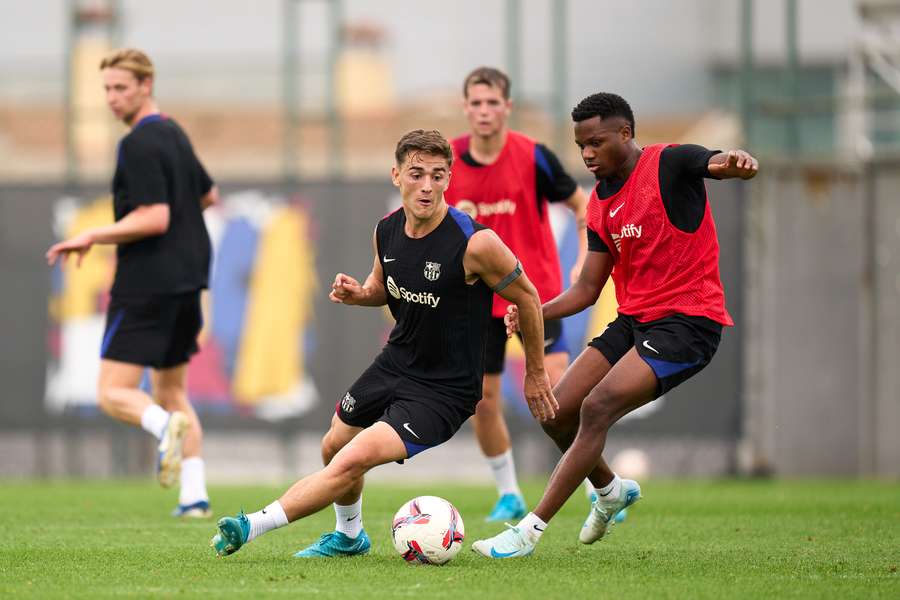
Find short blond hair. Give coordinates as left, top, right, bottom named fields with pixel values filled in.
left=99, top=48, right=154, bottom=81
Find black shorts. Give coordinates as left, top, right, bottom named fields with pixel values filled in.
left=336, top=355, right=476, bottom=460
left=101, top=291, right=203, bottom=369
left=588, top=313, right=722, bottom=396
left=483, top=317, right=567, bottom=374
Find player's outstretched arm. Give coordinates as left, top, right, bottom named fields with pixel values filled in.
left=45, top=203, right=170, bottom=267
left=464, top=229, right=558, bottom=422
left=708, top=150, right=759, bottom=180
left=329, top=228, right=387, bottom=307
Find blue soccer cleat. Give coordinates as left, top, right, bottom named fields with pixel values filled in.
left=156, top=411, right=189, bottom=489
left=294, top=530, right=371, bottom=558
left=580, top=479, right=641, bottom=544
left=472, top=523, right=535, bottom=559
left=485, top=493, right=527, bottom=522
left=172, top=500, right=212, bottom=519
left=210, top=512, right=250, bottom=557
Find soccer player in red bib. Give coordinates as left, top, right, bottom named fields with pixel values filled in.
left=474, top=92, right=758, bottom=558
left=444, top=67, right=589, bottom=521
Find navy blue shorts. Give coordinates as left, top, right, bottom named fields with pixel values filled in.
left=336, top=354, right=476, bottom=460
left=588, top=313, right=722, bottom=396
left=483, top=316, right=567, bottom=374
left=101, top=291, right=202, bottom=369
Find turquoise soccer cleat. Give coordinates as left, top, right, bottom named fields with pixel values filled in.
left=580, top=479, right=641, bottom=544
left=485, top=493, right=527, bottom=522
left=156, top=411, right=189, bottom=489
left=294, top=530, right=371, bottom=558
left=472, top=523, right=536, bottom=559
left=589, top=491, right=627, bottom=523
left=210, top=512, right=250, bottom=557
left=172, top=500, right=212, bottom=519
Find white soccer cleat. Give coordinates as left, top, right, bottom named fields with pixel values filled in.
left=471, top=523, right=536, bottom=559
left=156, top=411, right=190, bottom=488
left=579, top=479, right=641, bottom=544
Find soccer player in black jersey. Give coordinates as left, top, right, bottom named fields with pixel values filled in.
left=211, top=129, right=557, bottom=559
left=46, top=49, right=217, bottom=518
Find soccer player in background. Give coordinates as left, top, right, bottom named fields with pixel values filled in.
left=444, top=67, right=589, bottom=521
left=46, top=49, right=218, bottom=518
left=473, top=92, right=758, bottom=558
left=210, top=129, right=557, bottom=559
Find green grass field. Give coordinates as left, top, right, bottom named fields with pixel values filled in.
left=1, top=479, right=897, bottom=599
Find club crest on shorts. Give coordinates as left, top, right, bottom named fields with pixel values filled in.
left=424, top=261, right=441, bottom=282
left=341, top=392, right=356, bottom=413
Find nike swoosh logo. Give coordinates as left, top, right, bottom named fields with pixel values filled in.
left=346, top=513, right=360, bottom=522
left=490, top=547, right=519, bottom=558
left=642, top=340, right=660, bottom=354
left=533, top=524, right=545, bottom=532
left=261, top=509, right=267, bottom=514
left=402, top=422, right=420, bottom=439
left=609, top=203, right=625, bottom=218
left=383, top=257, right=396, bottom=262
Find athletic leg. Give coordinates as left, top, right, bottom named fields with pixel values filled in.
left=152, top=364, right=200, bottom=458
left=97, top=359, right=152, bottom=426
left=211, top=422, right=406, bottom=557
left=540, top=347, right=616, bottom=487
left=291, top=414, right=369, bottom=556
left=474, top=319, right=527, bottom=520
left=533, top=348, right=656, bottom=523
left=153, top=364, right=209, bottom=514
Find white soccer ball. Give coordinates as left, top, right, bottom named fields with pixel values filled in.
left=391, top=495, right=465, bottom=565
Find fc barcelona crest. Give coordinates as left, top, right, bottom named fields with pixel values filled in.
left=424, top=261, right=441, bottom=281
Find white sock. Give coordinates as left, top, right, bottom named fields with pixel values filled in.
left=178, top=457, right=209, bottom=506
left=486, top=449, right=521, bottom=497
left=596, top=474, right=622, bottom=502
left=583, top=478, right=595, bottom=500
left=333, top=497, right=363, bottom=538
left=246, top=500, right=289, bottom=543
left=140, top=404, right=170, bottom=440
left=516, top=512, right=548, bottom=544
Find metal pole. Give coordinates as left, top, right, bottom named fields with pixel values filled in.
left=283, top=0, right=300, bottom=182
left=64, top=0, right=77, bottom=185
left=739, top=0, right=754, bottom=149
left=551, top=0, right=568, bottom=153
left=785, top=0, right=800, bottom=153
left=327, top=0, right=344, bottom=180
left=505, top=0, right=521, bottom=130
left=111, top=0, right=123, bottom=46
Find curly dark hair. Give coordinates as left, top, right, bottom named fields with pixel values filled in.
left=571, top=93, right=635, bottom=137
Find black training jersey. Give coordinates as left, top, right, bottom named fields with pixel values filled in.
left=111, top=114, right=213, bottom=296
left=376, top=206, right=493, bottom=402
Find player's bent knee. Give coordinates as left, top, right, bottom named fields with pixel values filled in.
left=329, top=443, right=383, bottom=480
left=579, top=391, right=617, bottom=432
